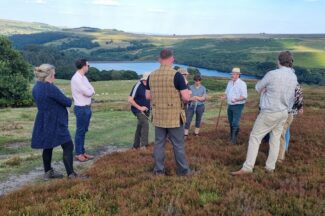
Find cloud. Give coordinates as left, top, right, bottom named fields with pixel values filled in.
left=92, top=0, right=120, bottom=6
left=146, top=8, right=166, bottom=13
left=59, top=11, right=80, bottom=16
left=35, top=0, right=47, bottom=4
left=25, top=0, right=47, bottom=3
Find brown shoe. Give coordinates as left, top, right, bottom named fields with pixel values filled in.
left=231, top=168, right=252, bottom=176
left=83, top=153, right=95, bottom=160
left=277, top=159, right=284, bottom=164
left=75, top=154, right=88, bottom=162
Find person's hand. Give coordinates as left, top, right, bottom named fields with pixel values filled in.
left=190, top=96, right=197, bottom=101
left=298, top=108, right=304, bottom=115
left=231, top=98, right=237, bottom=103
left=220, top=95, right=226, bottom=100
left=139, top=106, right=148, bottom=112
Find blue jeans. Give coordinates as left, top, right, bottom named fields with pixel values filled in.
left=227, top=104, right=244, bottom=129
left=185, top=104, right=205, bottom=129
left=74, top=106, right=92, bottom=155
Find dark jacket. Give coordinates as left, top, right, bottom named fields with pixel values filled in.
left=129, top=80, right=150, bottom=114
left=31, top=81, right=72, bottom=149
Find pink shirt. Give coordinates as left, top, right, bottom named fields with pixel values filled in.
left=71, top=72, right=95, bottom=106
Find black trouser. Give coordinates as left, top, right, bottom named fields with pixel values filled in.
left=42, top=140, right=74, bottom=175
left=133, top=112, right=149, bottom=148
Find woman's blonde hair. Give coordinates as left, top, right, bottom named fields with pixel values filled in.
left=34, top=64, right=55, bottom=81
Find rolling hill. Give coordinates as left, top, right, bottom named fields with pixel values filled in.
left=0, top=19, right=59, bottom=36
left=1, top=19, right=325, bottom=84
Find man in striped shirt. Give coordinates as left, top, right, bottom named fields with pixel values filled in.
left=232, top=51, right=298, bottom=175
left=128, top=72, right=151, bottom=150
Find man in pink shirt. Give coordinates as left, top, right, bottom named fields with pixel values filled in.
left=71, top=59, right=95, bottom=162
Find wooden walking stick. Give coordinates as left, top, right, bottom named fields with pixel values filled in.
left=215, top=99, right=224, bottom=131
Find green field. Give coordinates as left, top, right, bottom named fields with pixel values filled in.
left=0, top=80, right=153, bottom=179
left=0, top=78, right=241, bottom=181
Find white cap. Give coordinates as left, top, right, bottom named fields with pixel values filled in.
left=140, top=72, right=151, bottom=80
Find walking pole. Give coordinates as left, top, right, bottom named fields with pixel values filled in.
left=215, top=99, right=224, bottom=131
left=194, top=101, right=198, bottom=113
left=141, top=110, right=151, bottom=122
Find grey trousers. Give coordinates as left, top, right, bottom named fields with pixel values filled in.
left=133, top=112, right=149, bottom=148
left=154, top=125, right=190, bottom=175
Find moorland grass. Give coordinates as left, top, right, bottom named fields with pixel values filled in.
left=0, top=85, right=324, bottom=215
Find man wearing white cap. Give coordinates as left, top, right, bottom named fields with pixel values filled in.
left=128, top=72, right=151, bottom=149
left=221, top=67, right=247, bottom=144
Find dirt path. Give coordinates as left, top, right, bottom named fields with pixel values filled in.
left=0, top=145, right=128, bottom=197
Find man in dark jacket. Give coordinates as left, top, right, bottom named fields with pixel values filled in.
left=128, top=72, right=151, bottom=150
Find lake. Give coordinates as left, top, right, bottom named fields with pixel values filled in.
left=90, top=62, right=257, bottom=79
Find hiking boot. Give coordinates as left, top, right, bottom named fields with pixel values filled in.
left=229, top=126, right=233, bottom=141
left=230, top=127, right=239, bottom=144
left=153, top=170, right=165, bottom=176
left=67, top=172, right=78, bottom=179
left=44, top=169, right=64, bottom=180
left=140, top=146, right=147, bottom=151
left=132, top=147, right=139, bottom=151
left=177, top=169, right=193, bottom=176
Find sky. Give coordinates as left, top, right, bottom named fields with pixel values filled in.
left=0, top=0, right=325, bottom=35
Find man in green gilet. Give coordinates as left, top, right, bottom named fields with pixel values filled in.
left=145, top=49, right=191, bottom=176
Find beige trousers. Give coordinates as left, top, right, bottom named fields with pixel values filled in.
left=243, top=110, right=288, bottom=172
left=278, top=113, right=294, bottom=161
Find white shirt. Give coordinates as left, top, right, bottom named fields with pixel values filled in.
left=225, top=78, right=247, bottom=105
left=71, top=72, right=95, bottom=106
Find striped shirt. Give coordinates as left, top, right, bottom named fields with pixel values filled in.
left=129, top=80, right=150, bottom=114
left=256, top=66, right=298, bottom=113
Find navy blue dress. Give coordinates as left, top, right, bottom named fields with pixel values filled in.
left=31, top=81, right=72, bottom=149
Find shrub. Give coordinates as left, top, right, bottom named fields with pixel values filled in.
left=0, top=36, right=33, bottom=107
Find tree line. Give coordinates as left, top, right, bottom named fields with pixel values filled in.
left=0, top=36, right=139, bottom=108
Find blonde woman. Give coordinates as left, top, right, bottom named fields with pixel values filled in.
left=31, top=64, right=77, bottom=179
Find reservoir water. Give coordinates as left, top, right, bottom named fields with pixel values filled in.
left=90, top=62, right=257, bottom=79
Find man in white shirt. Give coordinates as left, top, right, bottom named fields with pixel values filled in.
left=221, top=67, right=247, bottom=144
left=71, top=59, right=95, bottom=162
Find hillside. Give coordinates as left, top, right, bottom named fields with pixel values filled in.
left=1, top=19, right=325, bottom=84
left=0, top=19, right=59, bottom=36
left=0, top=85, right=324, bottom=215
